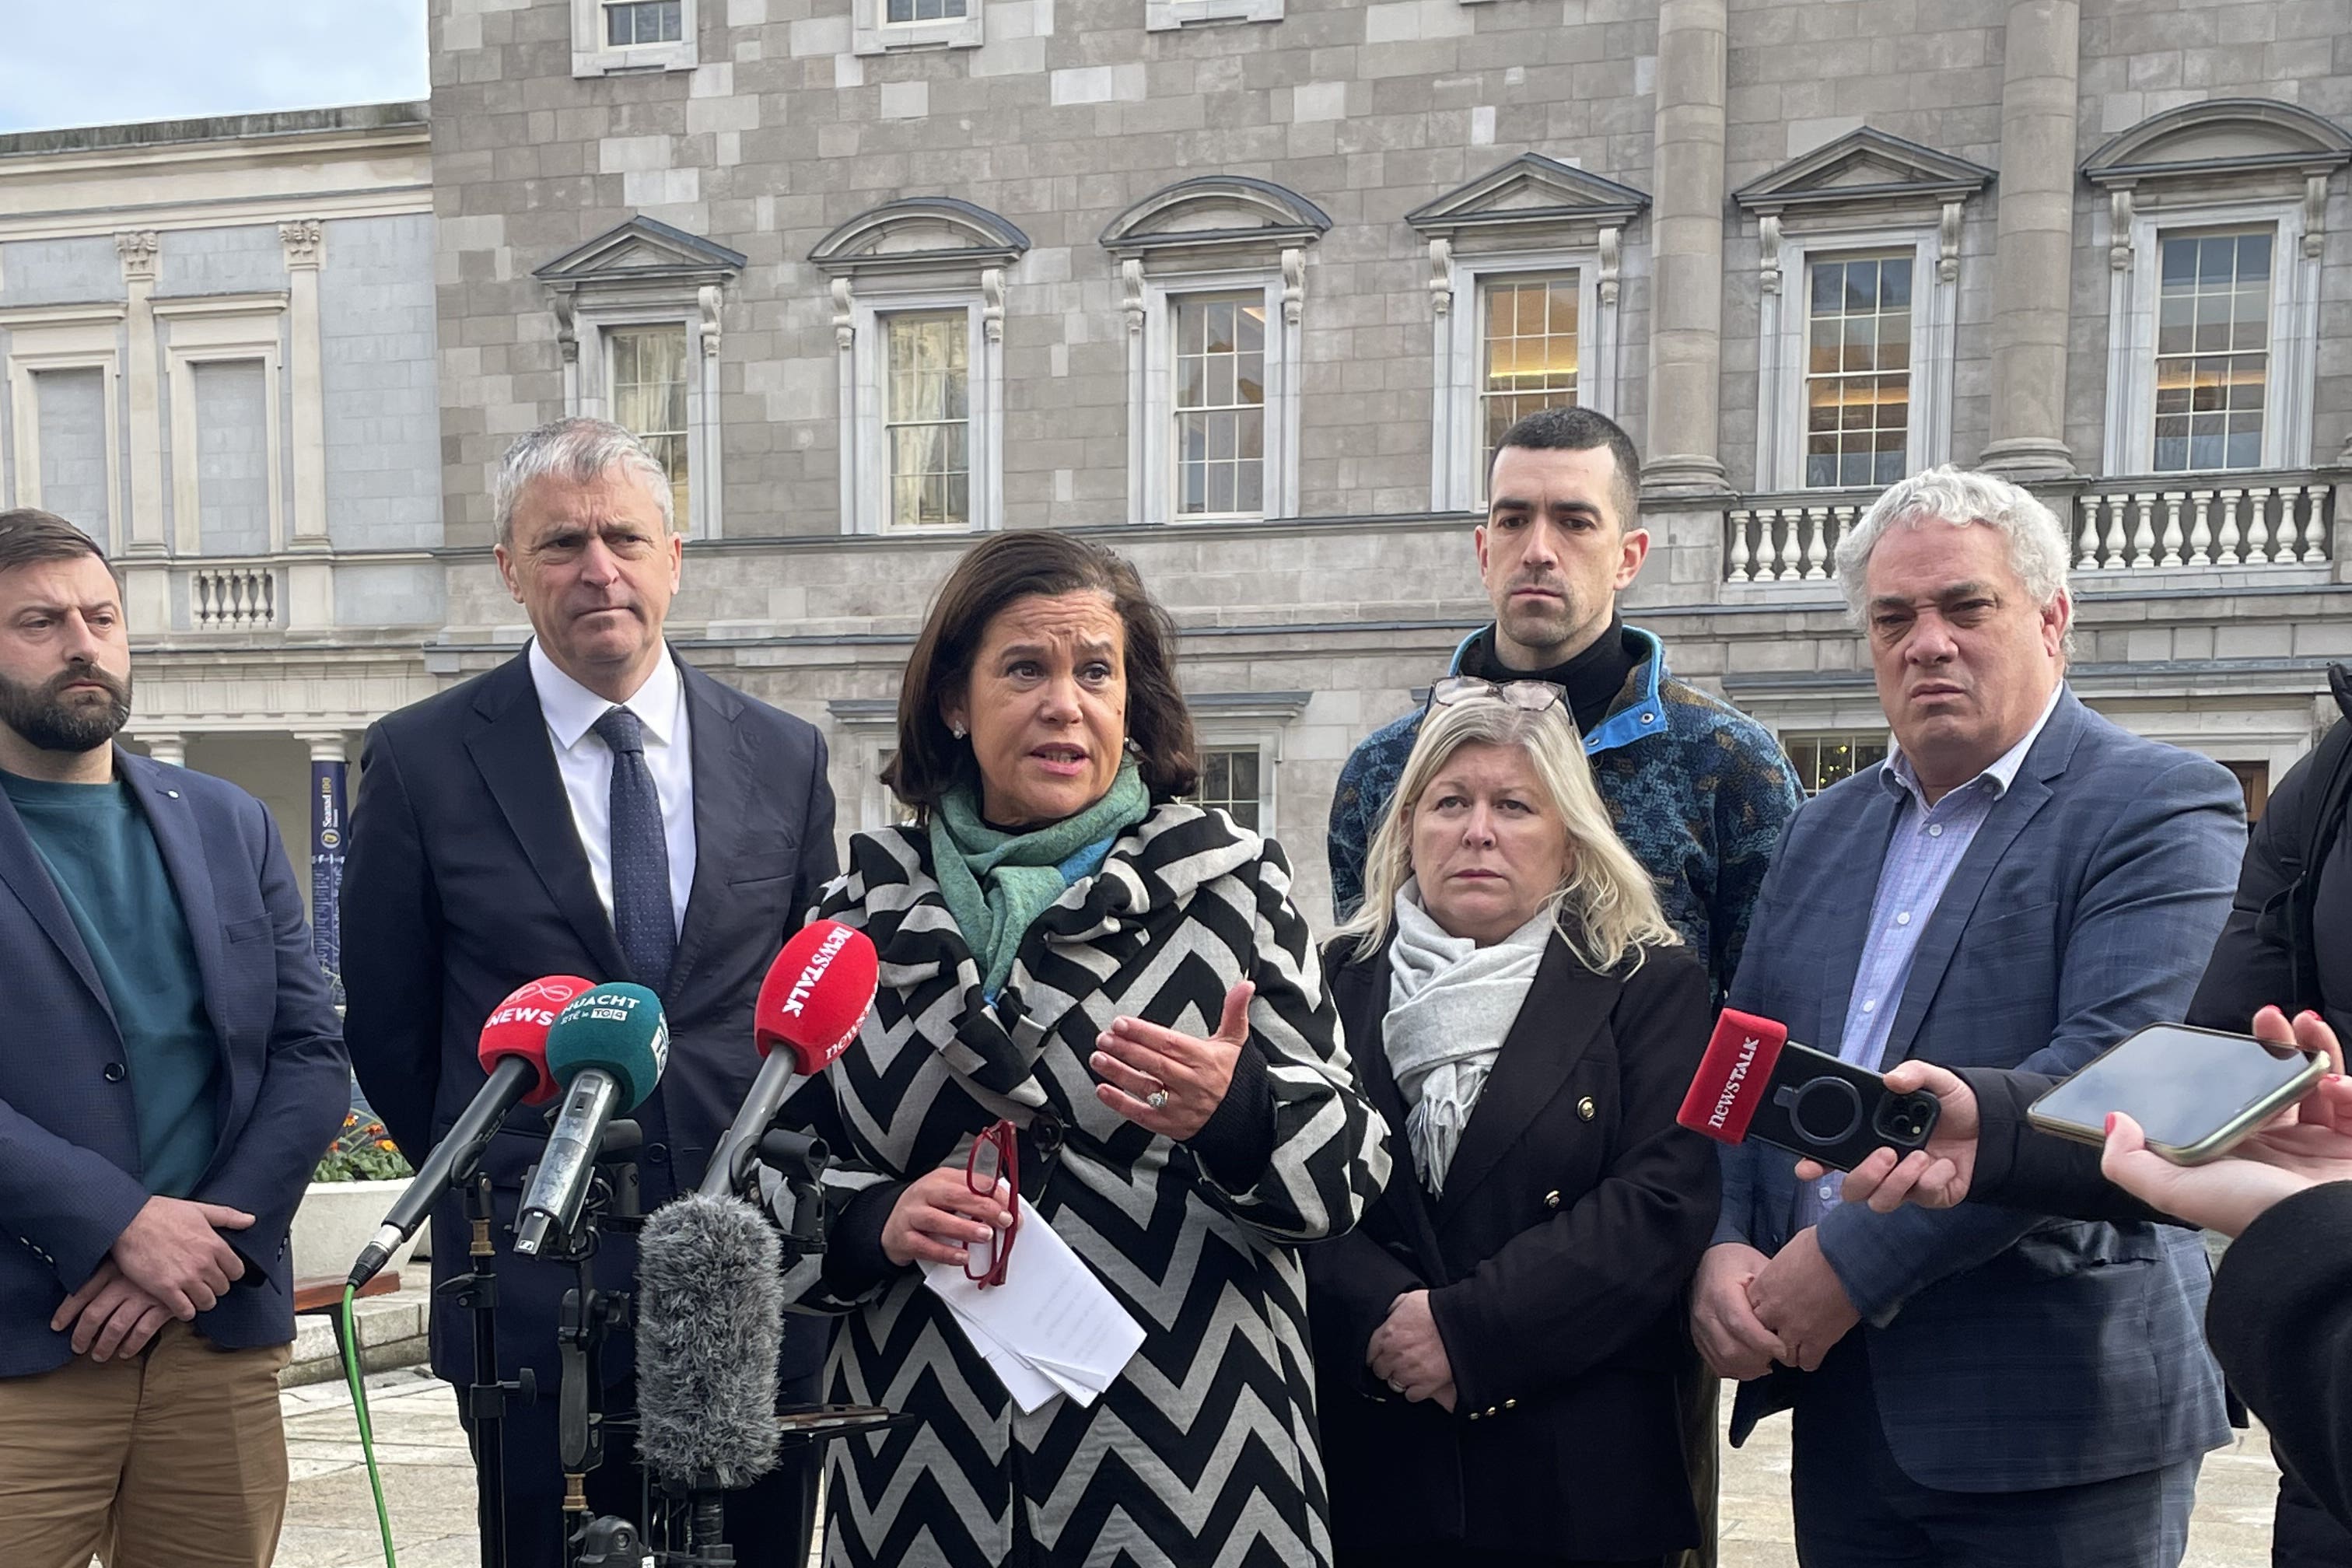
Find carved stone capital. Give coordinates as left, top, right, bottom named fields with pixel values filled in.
left=279, top=219, right=324, bottom=271
left=115, top=230, right=159, bottom=283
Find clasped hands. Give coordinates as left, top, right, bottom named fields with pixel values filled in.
left=1692, top=1227, right=1859, bottom=1380
left=51, top=1195, right=255, bottom=1362
left=1364, top=1289, right=1455, bottom=1412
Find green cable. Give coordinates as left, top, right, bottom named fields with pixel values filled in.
left=339, top=1284, right=400, bottom=1568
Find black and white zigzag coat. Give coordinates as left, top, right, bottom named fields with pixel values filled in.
left=780, top=803, right=1391, bottom=1567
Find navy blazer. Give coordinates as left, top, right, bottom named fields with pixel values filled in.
left=341, top=648, right=838, bottom=1390
left=0, top=749, right=348, bottom=1377
left=1716, top=690, right=2242, bottom=1492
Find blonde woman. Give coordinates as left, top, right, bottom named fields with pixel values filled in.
left=1305, top=686, right=1722, bottom=1568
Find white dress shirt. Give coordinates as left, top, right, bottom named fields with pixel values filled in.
left=527, top=639, right=697, bottom=937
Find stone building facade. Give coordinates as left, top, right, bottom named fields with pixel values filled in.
left=238, top=4, right=2352, bottom=919
left=0, top=104, right=444, bottom=906
left=420, top=0, right=2352, bottom=919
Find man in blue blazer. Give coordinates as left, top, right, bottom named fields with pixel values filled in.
left=0, top=509, right=348, bottom=1567
left=1692, top=467, right=2242, bottom=1566
left=343, top=419, right=838, bottom=1568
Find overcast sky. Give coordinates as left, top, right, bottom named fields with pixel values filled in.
left=0, top=1, right=429, bottom=135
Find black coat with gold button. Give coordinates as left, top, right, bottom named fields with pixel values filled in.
left=1305, top=930, right=1720, bottom=1563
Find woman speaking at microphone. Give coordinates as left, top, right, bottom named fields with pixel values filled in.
left=775, top=530, right=1388, bottom=1568
left=1306, top=691, right=1720, bottom=1568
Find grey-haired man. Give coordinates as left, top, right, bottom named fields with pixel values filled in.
left=343, top=418, right=838, bottom=1568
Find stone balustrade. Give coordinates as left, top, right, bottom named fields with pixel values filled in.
left=1724, top=473, right=2338, bottom=586
left=189, top=562, right=279, bottom=630
left=2071, top=478, right=2331, bottom=572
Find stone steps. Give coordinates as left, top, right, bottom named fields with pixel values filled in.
left=282, top=1280, right=432, bottom=1388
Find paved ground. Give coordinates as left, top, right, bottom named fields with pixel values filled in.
left=276, top=1367, right=2285, bottom=1567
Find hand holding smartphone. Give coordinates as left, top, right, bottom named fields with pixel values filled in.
left=1678, top=1009, right=1942, bottom=1171
left=2028, top=1023, right=2329, bottom=1164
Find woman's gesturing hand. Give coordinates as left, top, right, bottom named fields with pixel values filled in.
left=1091, top=981, right=1253, bottom=1141
left=1367, top=1290, right=1455, bottom=1409
left=882, top=1166, right=1013, bottom=1269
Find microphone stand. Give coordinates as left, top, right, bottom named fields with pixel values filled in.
left=443, top=1170, right=535, bottom=1568
left=534, top=1121, right=642, bottom=1568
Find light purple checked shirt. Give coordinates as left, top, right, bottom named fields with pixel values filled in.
left=1795, top=682, right=2066, bottom=1230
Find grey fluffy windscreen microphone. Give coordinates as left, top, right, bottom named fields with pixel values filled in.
left=635, top=1191, right=785, bottom=1489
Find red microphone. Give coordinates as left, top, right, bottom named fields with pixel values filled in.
left=700, top=921, right=880, bottom=1198
left=347, top=974, right=597, bottom=1289
left=478, top=974, right=595, bottom=1106
left=1676, top=1007, right=1940, bottom=1171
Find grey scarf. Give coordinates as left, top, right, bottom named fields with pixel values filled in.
left=1383, top=880, right=1552, bottom=1195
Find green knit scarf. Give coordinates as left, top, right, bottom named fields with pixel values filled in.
left=928, top=759, right=1151, bottom=999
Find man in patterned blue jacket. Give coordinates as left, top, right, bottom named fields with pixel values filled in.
left=1325, top=406, right=1801, bottom=1568
left=1327, top=405, right=1802, bottom=991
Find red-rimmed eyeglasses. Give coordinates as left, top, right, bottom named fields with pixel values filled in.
left=965, top=1119, right=1020, bottom=1288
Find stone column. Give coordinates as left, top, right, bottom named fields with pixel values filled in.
left=281, top=219, right=331, bottom=552
left=1978, top=0, right=2082, bottom=481
left=117, top=232, right=167, bottom=555
left=1640, top=0, right=1732, bottom=498
left=143, top=733, right=187, bottom=768
left=297, top=731, right=353, bottom=767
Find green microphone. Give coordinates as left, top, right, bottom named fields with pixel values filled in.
left=514, top=982, right=669, bottom=1257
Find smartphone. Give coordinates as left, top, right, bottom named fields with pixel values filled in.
left=2026, top=1023, right=2329, bottom=1164
left=1678, top=1008, right=1942, bottom=1171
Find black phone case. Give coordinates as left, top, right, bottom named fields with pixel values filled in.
left=1743, top=1039, right=1942, bottom=1171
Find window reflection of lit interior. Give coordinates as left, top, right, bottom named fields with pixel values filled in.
left=607, top=325, right=690, bottom=522
left=1804, top=255, right=1912, bottom=490
left=2153, top=229, right=2270, bottom=474
left=1780, top=732, right=1892, bottom=795
left=1479, top=275, right=1580, bottom=495
left=884, top=311, right=971, bottom=530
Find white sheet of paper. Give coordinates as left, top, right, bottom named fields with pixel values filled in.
left=921, top=1196, right=1146, bottom=1413
left=939, top=1297, right=1066, bottom=1412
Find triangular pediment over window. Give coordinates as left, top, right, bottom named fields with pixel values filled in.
left=2082, top=97, right=2352, bottom=194
left=809, top=198, right=1031, bottom=280
left=1734, top=128, right=1994, bottom=220
left=1099, top=176, right=1331, bottom=263
left=1406, top=153, right=1649, bottom=245
left=533, top=215, right=746, bottom=290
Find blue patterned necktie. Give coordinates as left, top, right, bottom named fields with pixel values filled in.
left=591, top=705, right=676, bottom=994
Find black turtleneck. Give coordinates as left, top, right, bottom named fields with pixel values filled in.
left=1459, top=614, right=1640, bottom=737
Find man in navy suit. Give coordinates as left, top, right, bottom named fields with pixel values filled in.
left=343, top=418, right=838, bottom=1568
left=0, top=509, right=348, bottom=1567
left=1692, top=467, right=2241, bottom=1566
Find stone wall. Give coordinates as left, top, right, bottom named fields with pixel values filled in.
left=321, top=214, right=446, bottom=549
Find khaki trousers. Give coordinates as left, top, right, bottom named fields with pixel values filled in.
left=0, top=1321, right=292, bottom=1568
